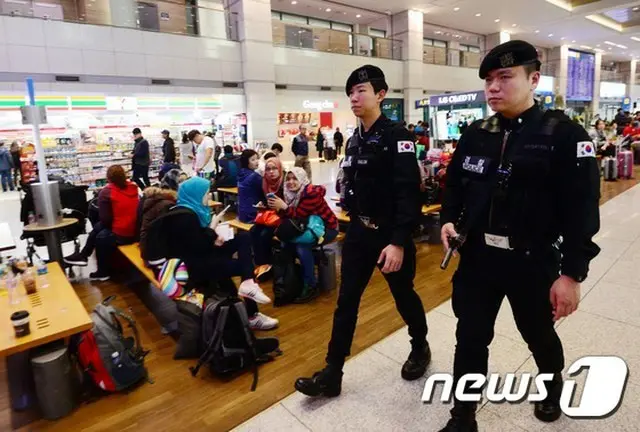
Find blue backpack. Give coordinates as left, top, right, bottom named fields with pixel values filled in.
left=291, top=215, right=325, bottom=244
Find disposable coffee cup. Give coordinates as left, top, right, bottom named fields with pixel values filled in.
left=11, top=310, right=30, bottom=338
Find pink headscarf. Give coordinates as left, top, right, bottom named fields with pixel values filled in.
left=262, top=157, right=284, bottom=196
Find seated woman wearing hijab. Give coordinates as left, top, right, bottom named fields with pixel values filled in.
left=250, top=157, right=284, bottom=280
left=163, top=176, right=278, bottom=330
left=268, top=168, right=338, bottom=303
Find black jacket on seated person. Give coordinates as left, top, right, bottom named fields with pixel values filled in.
left=163, top=207, right=218, bottom=281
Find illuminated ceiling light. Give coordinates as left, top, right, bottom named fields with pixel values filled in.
left=545, top=0, right=573, bottom=11
left=356, top=14, right=361, bottom=18
left=475, top=13, right=481, bottom=17
left=454, top=7, right=460, bottom=11
left=494, top=19, right=500, bottom=22
left=631, top=36, right=640, bottom=42
left=560, top=37, right=565, bottom=40
left=535, top=30, right=540, bottom=33
left=571, top=40, right=576, bottom=43
left=580, top=45, right=592, bottom=49
left=586, top=15, right=623, bottom=32
left=548, top=33, right=554, bottom=37
left=325, top=8, right=331, bottom=12
left=634, top=7, right=639, bottom=11
left=605, top=40, right=628, bottom=49
left=290, top=0, right=296, bottom=4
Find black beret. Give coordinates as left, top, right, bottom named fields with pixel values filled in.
left=479, top=40, right=541, bottom=79
left=345, top=65, right=388, bottom=95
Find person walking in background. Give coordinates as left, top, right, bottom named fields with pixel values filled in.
left=316, top=127, right=325, bottom=162
left=179, top=133, right=195, bottom=176
left=292, top=124, right=312, bottom=181
left=271, top=143, right=283, bottom=157
left=161, top=130, right=176, bottom=164
left=10, top=141, right=20, bottom=188
left=189, top=129, right=216, bottom=179
left=131, top=128, right=151, bottom=190
left=0, top=141, right=15, bottom=192
left=334, top=128, right=344, bottom=156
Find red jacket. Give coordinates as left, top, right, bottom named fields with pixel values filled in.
left=282, top=184, right=338, bottom=230
left=99, top=182, right=140, bottom=238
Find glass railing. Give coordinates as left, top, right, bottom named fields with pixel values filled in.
left=272, top=20, right=402, bottom=60
left=423, top=46, right=480, bottom=68
left=600, top=70, right=629, bottom=83
left=0, top=0, right=238, bottom=40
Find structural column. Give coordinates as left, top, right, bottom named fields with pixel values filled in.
left=591, top=52, right=602, bottom=115
left=549, top=45, right=569, bottom=108
left=227, top=0, right=277, bottom=146
left=391, top=10, right=424, bottom=125
left=484, top=32, right=511, bottom=53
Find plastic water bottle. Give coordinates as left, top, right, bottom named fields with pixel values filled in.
left=36, top=260, right=49, bottom=289
left=7, top=274, right=19, bottom=305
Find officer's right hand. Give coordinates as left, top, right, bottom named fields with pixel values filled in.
left=441, top=223, right=458, bottom=252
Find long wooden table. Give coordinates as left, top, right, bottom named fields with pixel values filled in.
left=217, top=186, right=238, bottom=195
left=118, top=243, right=161, bottom=288
left=0, top=262, right=92, bottom=357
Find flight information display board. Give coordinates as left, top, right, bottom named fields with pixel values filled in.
left=566, top=49, right=595, bottom=101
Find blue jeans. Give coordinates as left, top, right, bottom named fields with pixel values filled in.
left=295, top=228, right=338, bottom=288
left=0, top=169, right=14, bottom=192
left=250, top=224, right=276, bottom=266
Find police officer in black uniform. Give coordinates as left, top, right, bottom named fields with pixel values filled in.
left=294, top=65, right=431, bottom=397
left=437, top=41, right=601, bottom=432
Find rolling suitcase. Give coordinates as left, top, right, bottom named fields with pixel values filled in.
left=617, top=150, right=634, bottom=179
left=316, top=248, right=337, bottom=292
left=603, top=157, right=618, bottom=181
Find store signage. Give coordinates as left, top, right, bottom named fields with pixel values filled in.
left=160, top=12, right=170, bottom=21
left=302, top=100, right=337, bottom=111
left=600, top=82, right=626, bottom=99
left=429, top=91, right=486, bottom=107
left=106, top=97, right=137, bottom=111
left=415, top=98, right=429, bottom=109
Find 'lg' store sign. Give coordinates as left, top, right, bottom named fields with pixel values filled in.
left=303, top=100, right=337, bottom=111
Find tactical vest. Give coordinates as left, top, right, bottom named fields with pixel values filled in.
left=462, top=110, right=566, bottom=250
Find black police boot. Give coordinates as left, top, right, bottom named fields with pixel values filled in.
left=294, top=365, right=343, bottom=397
left=401, top=343, right=431, bottom=381
left=438, top=402, right=478, bottom=432
left=534, top=373, right=563, bottom=422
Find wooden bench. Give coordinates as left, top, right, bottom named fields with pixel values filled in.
left=118, top=243, right=161, bottom=288
left=228, top=219, right=345, bottom=242
left=217, top=186, right=238, bottom=195
left=335, top=204, right=442, bottom=224
left=209, top=200, right=223, bottom=208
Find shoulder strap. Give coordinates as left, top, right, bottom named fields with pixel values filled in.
left=109, top=305, right=148, bottom=359
left=232, top=301, right=260, bottom=391
left=189, top=304, right=230, bottom=377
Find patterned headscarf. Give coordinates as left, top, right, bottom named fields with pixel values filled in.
left=262, top=157, right=284, bottom=196
left=161, top=169, right=187, bottom=191
left=284, top=167, right=310, bottom=209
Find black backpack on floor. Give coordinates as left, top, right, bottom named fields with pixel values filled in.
left=189, top=296, right=281, bottom=390
left=272, top=245, right=303, bottom=306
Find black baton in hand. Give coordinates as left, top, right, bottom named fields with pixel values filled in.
left=440, top=234, right=465, bottom=270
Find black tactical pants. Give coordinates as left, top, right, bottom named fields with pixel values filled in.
left=451, top=242, right=565, bottom=391
left=326, top=220, right=428, bottom=368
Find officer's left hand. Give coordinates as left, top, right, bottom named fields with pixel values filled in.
left=378, top=245, right=404, bottom=273
left=550, top=275, right=581, bottom=322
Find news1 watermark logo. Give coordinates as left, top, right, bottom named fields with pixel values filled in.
left=422, top=356, right=629, bottom=418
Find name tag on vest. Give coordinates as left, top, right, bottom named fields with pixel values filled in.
left=463, top=156, right=489, bottom=174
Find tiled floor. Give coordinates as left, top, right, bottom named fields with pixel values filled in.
left=234, top=183, right=640, bottom=431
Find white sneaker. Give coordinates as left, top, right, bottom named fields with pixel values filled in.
left=249, top=313, right=279, bottom=330
left=238, top=279, right=272, bottom=304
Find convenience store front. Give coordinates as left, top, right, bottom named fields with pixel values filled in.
left=0, top=93, right=245, bottom=189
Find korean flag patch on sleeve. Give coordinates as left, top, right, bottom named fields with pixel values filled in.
left=577, top=141, right=596, bottom=158
left=398, top=141, right=415, bottom=153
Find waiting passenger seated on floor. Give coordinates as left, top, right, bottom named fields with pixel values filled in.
left=268, top=167, right=338, bottom=303
left=149, top=176, right=279, bottom=330
left=64, top=165, right=139, bottom=282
